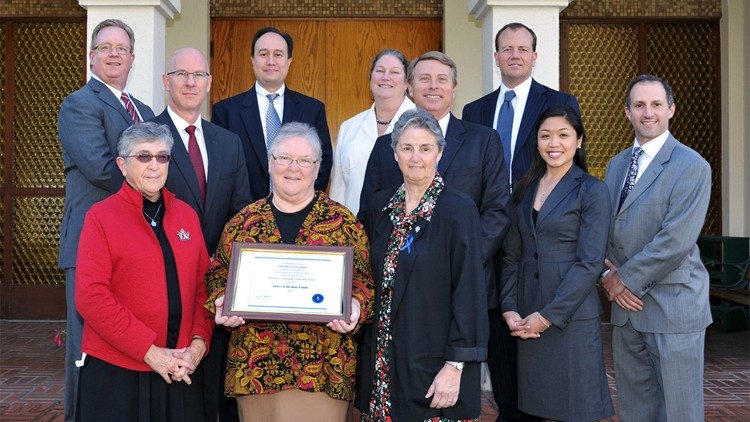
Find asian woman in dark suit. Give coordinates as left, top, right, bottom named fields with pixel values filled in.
left=500, top=107, right=614, bottom=421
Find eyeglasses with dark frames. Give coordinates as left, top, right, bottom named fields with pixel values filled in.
left=126, top=153, right=172, bottom=164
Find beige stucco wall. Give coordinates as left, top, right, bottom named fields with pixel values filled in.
left=444, top=0, right=483, bottom=116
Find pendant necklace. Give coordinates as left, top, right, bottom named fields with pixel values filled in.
left=374, top=107, right=392, bottom=125
left=143, top=203, right=162, bottom=227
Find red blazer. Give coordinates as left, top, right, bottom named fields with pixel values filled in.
left=76, top=182, right=212, bottom=371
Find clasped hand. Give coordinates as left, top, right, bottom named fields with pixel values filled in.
left=502, top=311, right=549, bottom=340
left=143, top=339, right=205, bottom=385
left=601, top=258, right=643, bottom=312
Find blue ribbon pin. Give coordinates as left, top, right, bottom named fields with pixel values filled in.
left=400, top=233, right=414, bottom=254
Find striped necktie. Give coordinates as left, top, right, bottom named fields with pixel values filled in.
left=266, top=93, right=281, bottom=148
left=120, top=92, right=141, bottom=124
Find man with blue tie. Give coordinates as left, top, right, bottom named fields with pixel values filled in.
left=462, top=22, right=580, bottom=422
left=601, top=74, right=711, bottom=422
left=57, top=19, right=155, bottom=422
left=212, top=27, right=332, bottom=200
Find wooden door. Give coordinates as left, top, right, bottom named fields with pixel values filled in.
left=210, top=19, right=442, bottom=141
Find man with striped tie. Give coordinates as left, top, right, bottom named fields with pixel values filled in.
left=57, top=18, right=154, bottom=422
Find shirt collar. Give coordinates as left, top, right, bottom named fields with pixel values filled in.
left=167, top=106, right=203, bottom=133
left=438, top=113, right=450, bottom=136
left=499, top=76, right=532, bottom=103
left=92, top=74, right=128, bottom=99
left=634, top=130, right=670, bottom=158
left=256, top=82, right=286, bottom=98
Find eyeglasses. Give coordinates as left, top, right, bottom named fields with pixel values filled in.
left=271, top=155, right=318, bottom=168
left=94, top=43, right=132, bottom=55
left=126, top=153, right=172, bottom=164
left=166, top=70, right=211, bottom=81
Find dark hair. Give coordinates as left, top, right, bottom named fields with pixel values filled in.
left=369, top=49, right=409, bottom=80
left=90, top=19, right=135, bottom=52
left=407, top=51, right=457, bottom=86
left=252, top=27, right=294, bottom=58
left=624, top=74, right=675, bottom=108
left=512, top=106, right=588, bottom=204
left=495, top=22, right=537, bottom=52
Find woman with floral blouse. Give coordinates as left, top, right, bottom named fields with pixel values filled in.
left=204, top=122, right=374, bottom=422
left=355, top=108, right=489, bottom=421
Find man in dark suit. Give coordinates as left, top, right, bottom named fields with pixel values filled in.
left=212, top=26, right=332, bottom=200
left=461, top=23, right=580, bottom=421
left=359, top=51, right=511, bottom=310
left=58, top=19, right=154, bottom=422
left=601, top=75, right=711, bottom=422
left=151, top=47, right=252, bottom=422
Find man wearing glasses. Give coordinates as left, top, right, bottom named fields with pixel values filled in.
left=57, top=19, right=155, bottom=422
left=151, top=47, right=252, bottom=421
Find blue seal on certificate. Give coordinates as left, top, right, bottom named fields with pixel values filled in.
left=312, top=293, right=324, bottom=304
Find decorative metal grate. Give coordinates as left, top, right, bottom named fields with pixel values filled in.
left=14, top=22, right=83, bottom=189
left=12, top=197, right=65, bottom=285
left=568, top=24, right=639, bottom=179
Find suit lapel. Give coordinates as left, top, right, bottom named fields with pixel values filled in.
left=202, top=120, right=221, bottom=212
left=515, top=80, right=544, bottom=157
left=89, top=79, right=133, bottom=125
left=157, top=111, right=205, bottom=212
left=391, top=215, right=429, bottom=316
left=520, top=179, right=538, bottom=236
left=438, top=115, right=465, bottom=174
left=537, top=166, right=582, bottom=226
left=240, top=88, right=269, bottom=176
left=606, top=151, right=629, bottom=217
left=619, top=136, right=675, bottom=213
left=481, top=90, right=500, bottom=127
left=282, top=89, right=299, bottom=123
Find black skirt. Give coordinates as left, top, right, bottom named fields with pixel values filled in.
left=77, top=355, right=204, bottom=422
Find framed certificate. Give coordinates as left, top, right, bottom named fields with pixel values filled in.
left=223, top=243, right=353, bottom=323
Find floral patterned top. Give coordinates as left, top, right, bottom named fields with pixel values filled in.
left=363, top=174, right=475, bottom=422
left=204, top=192, right=374, bottom=400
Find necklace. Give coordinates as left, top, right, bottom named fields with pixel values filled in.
left=538, top=175, right=563, bottom=205
left=143, top=203, right=162, bottom=227
left=374, top=107, right=392, bottom=125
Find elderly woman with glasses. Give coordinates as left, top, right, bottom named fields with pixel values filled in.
left=355, top=108, right=488, bottom=421
left=205, top=122, right=374, bottom=422
left=75, top=122, right=213, bottom=421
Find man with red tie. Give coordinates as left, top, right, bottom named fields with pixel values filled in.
left=150, top=47, right=252, bottom=422
left=58, top=19, right=155, bottom=422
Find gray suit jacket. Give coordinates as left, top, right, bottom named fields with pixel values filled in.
left=58, top=78, right=154, bottom=268
left=604, top=133, right=712, bottom=333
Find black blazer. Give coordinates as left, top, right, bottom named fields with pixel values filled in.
left=211, top=86, right=332, bottom=200
left=500, top=165, right=611, bottom=326
left=151, top=110, right=252, bottom=255
left=355, top=187, right=488, bottom=421
left=462, top=79, right=580, bottom=182
left=358, top=114, right=511, bottom=308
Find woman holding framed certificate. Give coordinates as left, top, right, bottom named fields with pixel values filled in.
left=204, top=122, right=374, bottom=422
left=354, top=109, right=489, bottom=421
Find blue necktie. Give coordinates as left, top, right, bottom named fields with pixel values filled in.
left=496, top=90, right=516, bottom=176
left=266, top=93, right=281, bottom=148
left=618, top=146, right=644, bottom=211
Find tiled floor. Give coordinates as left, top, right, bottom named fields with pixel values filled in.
left=0, top=320, right=748, bottom=421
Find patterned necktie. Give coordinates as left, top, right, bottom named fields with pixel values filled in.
left=496, top=90, right=516, bottom=177
left=186, top=125, right=206, bottom=204
left=266, top=93, right=282, bottom=148
left=120, top=92, right=141, bottom=124
left=618, top=146, right=644, bottom=211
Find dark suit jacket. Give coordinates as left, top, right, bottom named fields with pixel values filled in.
left=151, top=110, right=252, bottom=255
left=355, top=188, right=488, bottom=421
left=58, top=78, right=154, bottom=268
left=358, top=114, right=511, bottom=308
left=462, top=79, right=580, bottom=182
left=211, top=86, right=332, bottom=200
left=500, top=165, right=611, bottom=327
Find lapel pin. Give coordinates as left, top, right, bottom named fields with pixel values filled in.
left=176, top=228, right=190, bottom=241
left=415, top=226, right=421, bottom=233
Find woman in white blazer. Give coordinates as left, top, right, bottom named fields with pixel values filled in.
left=329, top=49, right=415, bottom=215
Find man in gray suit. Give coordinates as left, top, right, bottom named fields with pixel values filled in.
left=601, top=74, right=711, bottom=421
left=58, top=19, right=154, bottom=422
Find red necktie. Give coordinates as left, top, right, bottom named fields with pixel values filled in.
left=120, top=92, right=141, bottom=124
left=185, top=125, right=206, bottom=203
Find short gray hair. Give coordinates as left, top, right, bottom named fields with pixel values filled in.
left=267, top=122, right=322, bottom=161
left=390, top=108, right=446, bottom=152
left=117, top=122, right=174, bottom=157
left=407, top=51, right=458, bottom=86
left=90, top=19, right=135, bottom=52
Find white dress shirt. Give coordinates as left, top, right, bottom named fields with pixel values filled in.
left=492, top=76, right=533, bottom=166
left=92, top=74, right=145, bottom=122
left=167, top=106, right=208, bottom=178
left=255, top=82, right=286, bottom=142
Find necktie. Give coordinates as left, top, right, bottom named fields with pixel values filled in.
left=266, top=93, right=282, bottom=149
left=120, top=92, right=141, bottom=124
left=186, top=125, right=206, bottom=204
left=496, top=90, right=516, bottom=177
left=618, top=146, right=644, bottom=211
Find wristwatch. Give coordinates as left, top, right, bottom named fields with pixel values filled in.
left=446, top=361, right=464, bottom=371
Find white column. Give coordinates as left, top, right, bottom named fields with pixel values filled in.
left=468, top=0, right=571, bottom=92
left=78, top=0, right=181, bottom=112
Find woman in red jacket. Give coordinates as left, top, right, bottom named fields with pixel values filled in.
left=75, top=122, right=213, bottom=421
